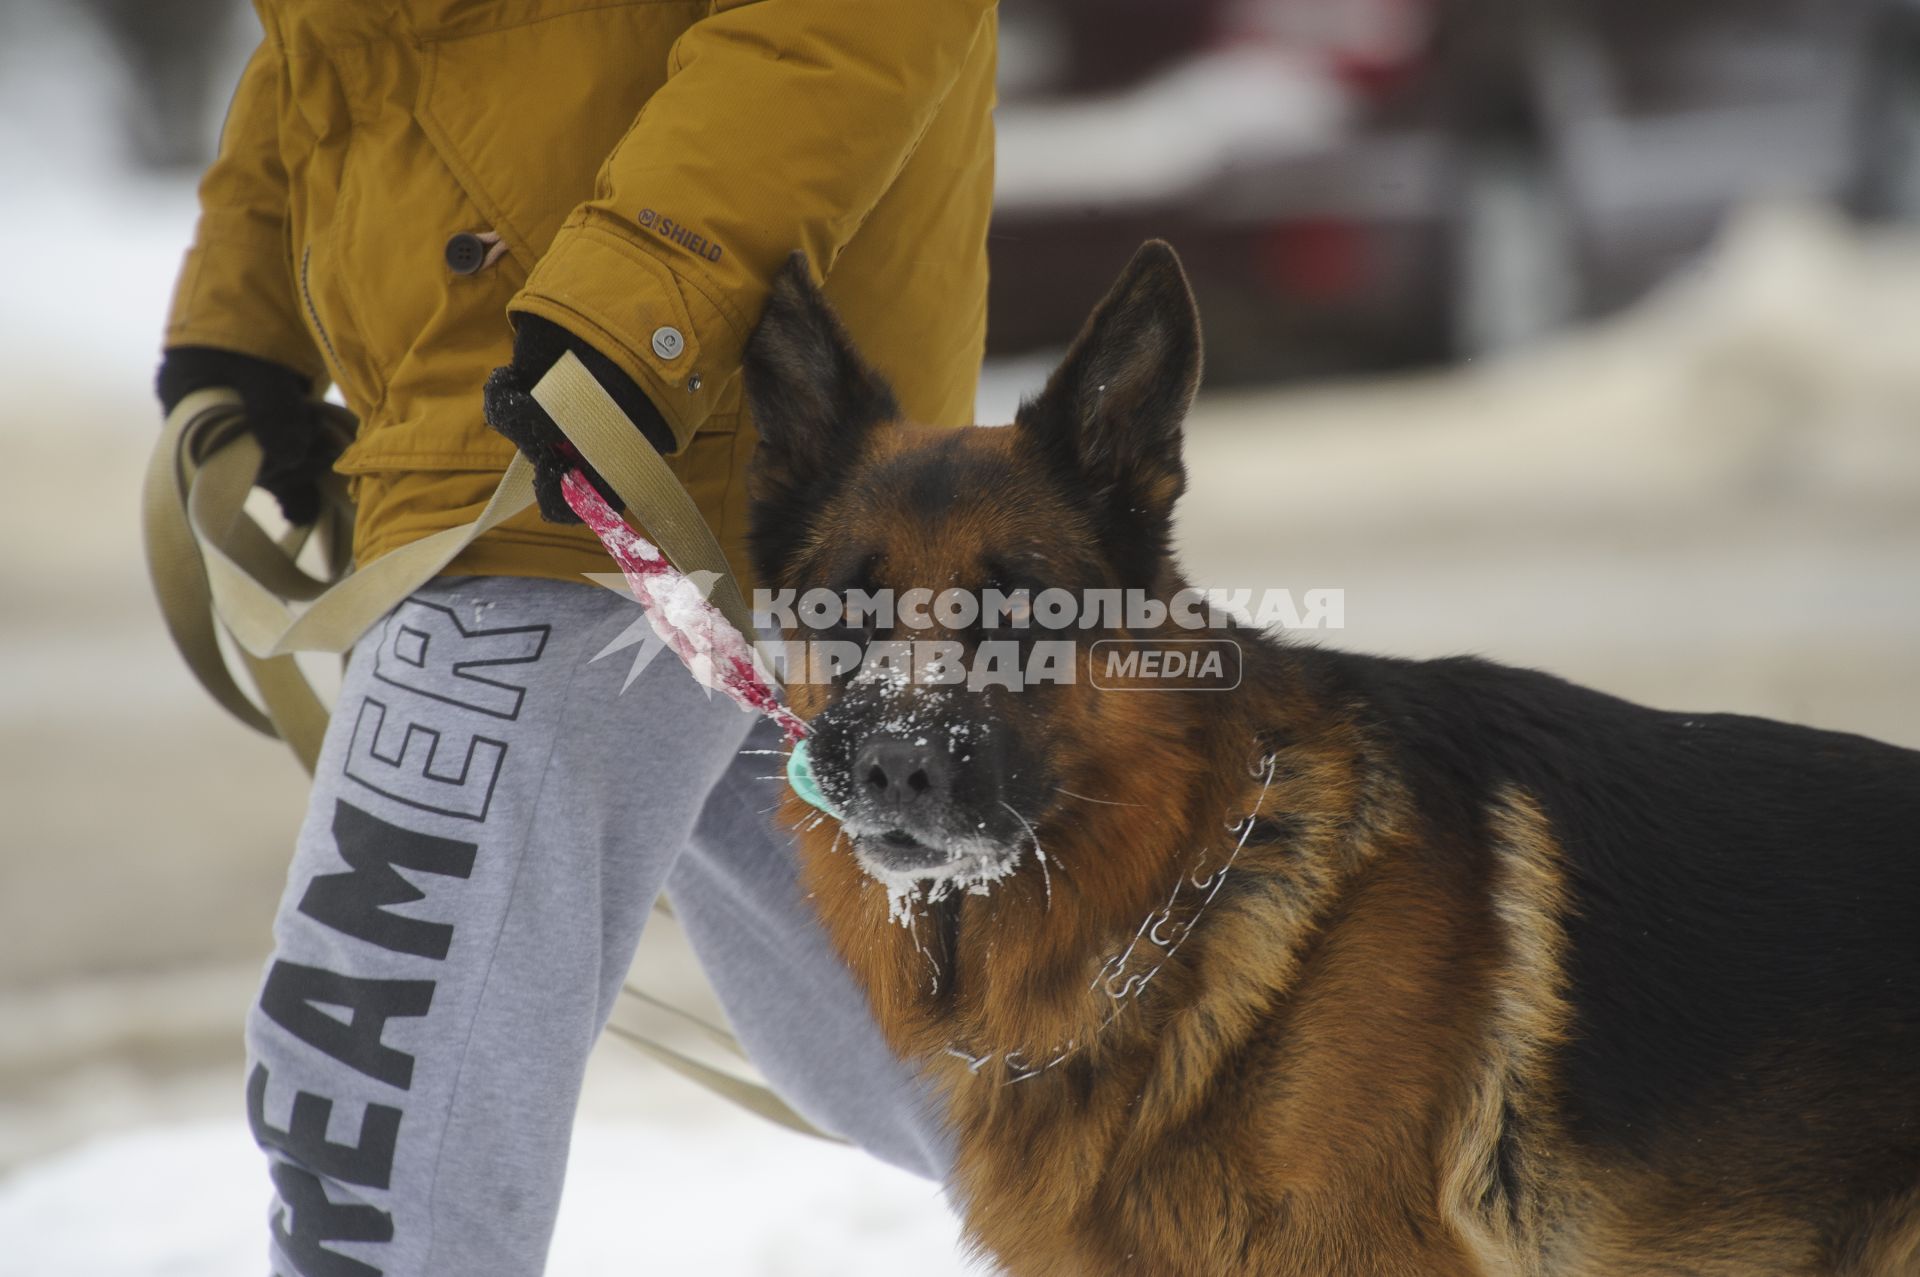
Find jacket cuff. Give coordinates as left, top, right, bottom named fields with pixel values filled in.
left=156, top=345, right=311, bottom=416
left=164, top=209, right=328, bottom=390
left=508, top=211, right=747, bottom=454
left=503, top=313, right=677, bottom=456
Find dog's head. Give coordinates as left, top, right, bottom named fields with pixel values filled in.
left=744, top=242, right=1202, bottom=895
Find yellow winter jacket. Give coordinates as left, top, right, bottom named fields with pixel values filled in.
left=165, top=0, right=996, bottom=590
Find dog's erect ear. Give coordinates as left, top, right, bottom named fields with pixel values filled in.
left=744, top=253, right=898, bottom=507
left=1016, top=240, right=1200, bottom=576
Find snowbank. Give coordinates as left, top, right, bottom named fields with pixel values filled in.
left=0, top=1117, right=976, bottom=1276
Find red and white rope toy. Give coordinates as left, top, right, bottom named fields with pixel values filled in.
left=561, top=468, right=808, bottom=743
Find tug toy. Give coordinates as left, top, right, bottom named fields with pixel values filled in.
left=556, top=468, right=840, bottom=818
left=561, top=468, right=844, bottom=819
left=564, top=469, right=845, bottom=821
left=782, top=737, right=843, bottom=820
left=561, top=467, right=809, bottom=743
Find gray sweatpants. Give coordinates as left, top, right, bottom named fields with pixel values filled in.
left=246, top=575, right=949, bottom=1276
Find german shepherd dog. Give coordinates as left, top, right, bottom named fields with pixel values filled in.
left=739, top=243, right=1920, bottom=1275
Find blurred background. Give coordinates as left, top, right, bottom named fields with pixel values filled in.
left=2, top=0, right=1918, bottom=1271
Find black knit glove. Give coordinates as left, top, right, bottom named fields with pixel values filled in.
left=483, top=314, right=676, bottom=524
left=156, top=347, right=341, bottom=526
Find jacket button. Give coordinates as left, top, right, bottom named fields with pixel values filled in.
left=651, top=326, right=685, bottom=360
left=444, top=233, right=487, bottom=276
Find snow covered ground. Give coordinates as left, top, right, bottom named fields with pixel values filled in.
left=0, top=1113, right=974, bottom=1277
left=0, top=932, right=980, bottom=1274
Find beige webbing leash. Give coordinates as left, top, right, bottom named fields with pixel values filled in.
left=142, top=353, right=843, bottom=1144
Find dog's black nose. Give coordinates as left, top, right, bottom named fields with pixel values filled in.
left=854, top=735, right=950, bottom=816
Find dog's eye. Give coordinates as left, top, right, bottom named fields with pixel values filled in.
left=978, top=575, right=1033, bottom=631
left=967, top=582, right=1045, bottom=663
left=844, top=597, right=883, bottom=642
left=835, top=613, right=879, bottom=647
left=816, top=610, right=881, bottom=684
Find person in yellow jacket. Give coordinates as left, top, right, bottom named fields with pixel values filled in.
left=157, top=2, right=995, bottom=1272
